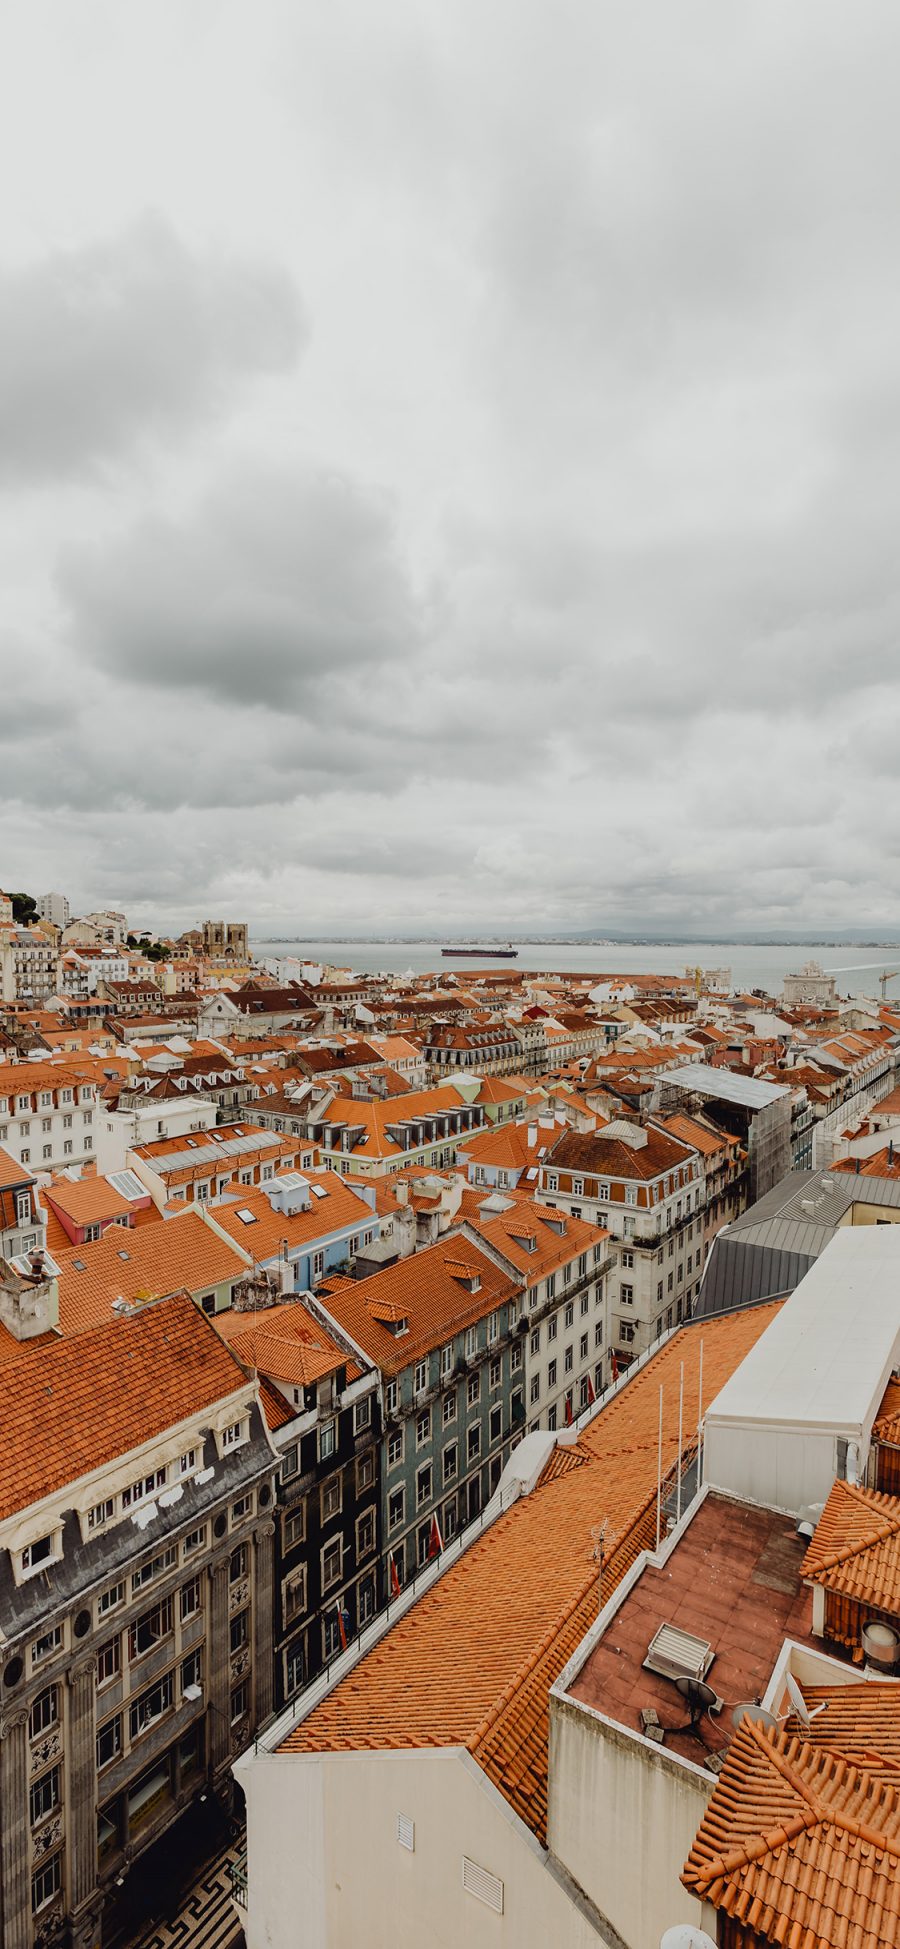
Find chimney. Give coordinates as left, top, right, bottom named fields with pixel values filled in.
left=279, top=1238, right=293, bottom=1296
left=0, top=1258, right=59, bottom=1341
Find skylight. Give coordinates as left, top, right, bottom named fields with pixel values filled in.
left=236, top=1208, right=257, bottom=1225
left=310, top=1184, right=328, bottom=1200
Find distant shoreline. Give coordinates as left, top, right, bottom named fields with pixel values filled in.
left=251, top=935, right=900, bottom=950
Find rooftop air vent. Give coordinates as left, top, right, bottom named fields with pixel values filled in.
left=644, top=1623, right=714, bottom=1685
left=861, top=1619, right=900, bottom=1669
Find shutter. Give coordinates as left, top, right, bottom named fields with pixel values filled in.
left=461, top=1857, right=504, bottom=1913
left=396, top=1814, right=415, bottom=1852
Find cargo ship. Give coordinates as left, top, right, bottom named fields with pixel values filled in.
left=441, top=944, right=518, bottom=959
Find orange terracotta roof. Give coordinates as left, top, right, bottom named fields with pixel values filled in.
left=801, top=1478, right=900, bottom=1622
left=54, top=1209, right=247, bottom=1332
left=462, top=1194, right=607, bottom=1283
left=213, top=1298, right=362, bottom=1388
left=283, top=1301, right=781, bottom=1841
left=0, top=1290, right=252, bottom=1520
left=42, top=1176, right=136, bottom=1225
left=207, top=1175, right=372, bottom=1262
left=318, top=1234, right=521, bottom=1376
left=875, top=1378, right=900, bottom=1448
left=682, top=1708, right=900, bottom=1947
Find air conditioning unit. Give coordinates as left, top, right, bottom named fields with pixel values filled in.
left=644, top=1623, right=714, bottom=1684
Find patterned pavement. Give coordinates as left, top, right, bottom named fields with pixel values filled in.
left=140, top=1843, right=244, bottom=1949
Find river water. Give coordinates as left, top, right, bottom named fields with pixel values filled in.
left=253, top=939, right=900, bottom=998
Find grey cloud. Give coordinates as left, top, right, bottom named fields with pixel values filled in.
left=60, top=465, right=423, bottom=709
left=0, top=214, right=306, bottom=481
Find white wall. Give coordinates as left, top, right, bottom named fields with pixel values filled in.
left=702, top=1419, right=841, bottom=1516
left=235, top=1745, right=610, bottom=1949
left=548, top=1694, right=711, bottom=1949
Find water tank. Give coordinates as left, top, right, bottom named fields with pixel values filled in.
left=660, top=1930, right=717, bottom=1949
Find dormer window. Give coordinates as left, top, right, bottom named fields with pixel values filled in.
left=20, top=1530, right=61, bottom=1579
left=15, top=1190, right=30, bottom=1226
left=221, top=1418, right=248, bottom=1454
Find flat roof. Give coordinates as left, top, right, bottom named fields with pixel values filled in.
left=705, top=1226, right=900, bottom=1435
left=567, top=1491, right=814, bottom=1769
left=663, top=1063, right=788, bottom=1109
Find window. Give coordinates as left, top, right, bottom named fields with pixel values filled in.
left=547, top=1405, right=557, bottom=1431
left=580, top=1292, right=589, bottom=1316
left=181, top=1577, right=203, bottom=1624
left=323, top=1613, right=342, bottom=1660
left=548, top=1315, right=557, bottom=1342
left=547, top=1173, right=558, bottom=1192
left=489, top=1404, right=502, bottom=1444
left=467, top=1424, right=481, bottom=1462
left=530, top=1328, right=540, bottom=1355
left=389, top=1487, right=405, bottom=1531
left=465, top=1326, right=477, bottom=1358
left=667, top=1272, right=674, bottom=1293
left=21, top=1532, right=57, bottom=1575
left=385, top=1379, right=398, bottom=1416
left=489, top=1357, right=501, bottom=1390
left=284, top=1504, right=306, bottom=1549
left=63, top=1141, right=73, bottom=1157
left=319, top=1419, right=336, bottom=1461
left=357, top=1509, right=375, bottom=1558
left=321, top=1539, right=342, bottom=1591
left=621, top=1249, right=634, bottom=1269
left=230, top=1682, right=249, bottom=1725
left=30, top=1687, right=58, bottom=1741
left=30, top=1766, right=60, bottom=1827
left=657, top=1281, right=663, bottom=1303
left=467, top=1373, right=480, bottom=1406
left=546, top=1273, right=556, bottom=1300
left=220, top=1418, right=247, bottom=1451
left=122, top=1466, right=166, bottom=1511
left=280, top=1444, right=299, bottom=1482
left=179, top=1448, right=197, bottom=1477
left=31, top=1625, right=62, bottom=1666
left=31, top=1854, right=61, bottom=1915
left=440, top=1342, right=453, bottom=1379
left=620, top=1283, right=633, bottom=1305
left=131, top=1544, right=178, bottom=1593
left=286, top=1641, right=305, bottom=1695
left=564, top=1302, right=574, bottom=1328
left=416, top=1408, right=431, bottom=1446
left=357, top=1449, right=375, bottom=1493
left=620, top=1322, right=635, bottom=1345
left=442, top=1392, right=456, bottom=1426
left=626, top=1186, right=637, bottom=1206
left=388, top=1428, right=404, bottom=1469
left=284, top=1567, right=306, bottom=1621
left=487, top=1312, right=499, bottom=1345
left=580, top=1332, right=588, bottom=1359
left=183, top=1526, right=206, bottom=1556
left=321, top=1475, right=342, bottom=1522
left=548, top=1359, right=557, bottom=1388
left=98, top=1581, right=125, bottom=1617
left=510, top=1339, right=522, bottom=1373
left=416, top=1463, right=432, bottom=1508
left=63, top=1115, right=73, bottom=1130
left=129, top=1671, right=174, bottom=1739
left=564, top=1345, right=574, bottom=1374
left=84, top=1221, right=101, bottom=1242
left=530, top=1375, right=540, bottom=1405
left=359, top=1576, right=375, bottom=1624
left=414, top=1360, right=428, bottom=1394
left=595, top=1321, right=603, bottom=1348
left=229, top=1609, right=249, bottom=1654
left=129, top=1596, right=173, bottom=1661
left=354, top=1396, right=371, bottom=1433
left=181, top=1648, right=202, bottom=1694
left=97, top=1639, right=121, bottom=1686
left=443, top=1442, right=458, bottom=1483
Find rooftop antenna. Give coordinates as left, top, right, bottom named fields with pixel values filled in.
left=589, top=1516, right=608, bottom=1616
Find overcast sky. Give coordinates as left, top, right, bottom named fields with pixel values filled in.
left=2, top=2, right=899, bottom=939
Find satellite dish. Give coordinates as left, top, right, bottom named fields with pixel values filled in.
left=660, top=1928, right=717, bottom=1949
left=784, top=1671, right=827, bottom=1726
left=731, top=1701, right=777, bottom=1732
left=675, top=1676, right=722, bottom=1729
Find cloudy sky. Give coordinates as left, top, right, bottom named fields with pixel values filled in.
left=2, top=2, right=899, bottom=939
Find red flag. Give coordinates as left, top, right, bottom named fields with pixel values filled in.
left=337, top=1605, right=348, bottom=1651
left=610, top=1350, right=619, bottom=1382
left=564, top=1393, right=573, bottom=1427
left=389, top=1551, right=401, bottom=1599
left=428, top=1513, right=443, bottom=1558
left=586, top=1375, right=596, bottom=1405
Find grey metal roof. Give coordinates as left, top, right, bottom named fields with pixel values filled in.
left=142, top=1129, right=276, bottom=1174
left=697, top=1166, right=900, bottom=1319
left=661, top=1063, right=789, bottom=1109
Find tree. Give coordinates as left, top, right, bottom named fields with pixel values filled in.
left=10, top=893, right=37, bottom=925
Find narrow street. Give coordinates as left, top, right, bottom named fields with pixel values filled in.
left=141, top=1840, right=244, bottom=1949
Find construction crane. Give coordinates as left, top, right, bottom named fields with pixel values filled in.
left=827, top=962, right=900, bottom=999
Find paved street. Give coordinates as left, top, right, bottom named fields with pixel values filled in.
left=142, top=1841, right=244, bottom=1949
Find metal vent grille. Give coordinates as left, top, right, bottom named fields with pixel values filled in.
left=397, top=1814, right=415, bottom=1852
left=462, top=1857, right=504, bottom=1913
left=644, top=1623, right=713, bottom=1683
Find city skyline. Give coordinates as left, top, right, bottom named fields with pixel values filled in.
left=3, top=3, right=900, bottom=935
